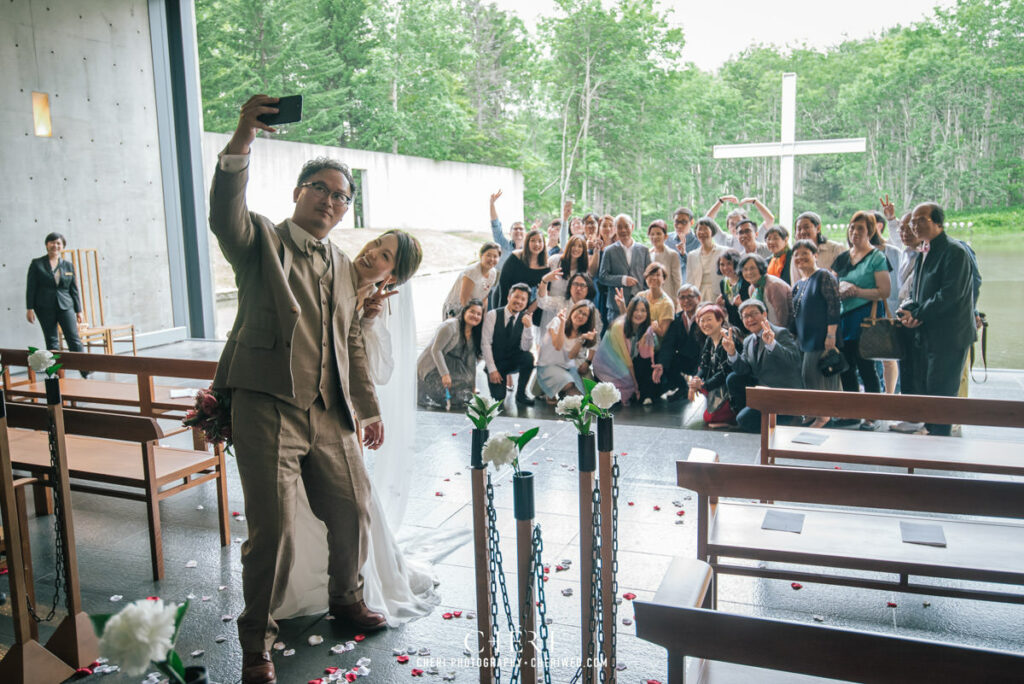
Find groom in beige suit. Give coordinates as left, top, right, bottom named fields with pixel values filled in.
left=210, top=95, right=387, bottom=684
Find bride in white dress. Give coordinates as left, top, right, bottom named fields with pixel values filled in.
left=273, top=256, right=466, bottom=624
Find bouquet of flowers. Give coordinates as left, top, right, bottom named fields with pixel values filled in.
left=92, top=598, right=191, bottom=682
left=555, top=379, right=621, bottom=434
left=182, top=387, right=233, bottom=454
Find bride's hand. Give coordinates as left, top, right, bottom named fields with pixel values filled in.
left=363, top=420, right=385, bottom=450
left=363, top=278, right=399, bottom=319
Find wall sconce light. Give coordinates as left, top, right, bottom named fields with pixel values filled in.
left=32, top=91, right=52, bottom=137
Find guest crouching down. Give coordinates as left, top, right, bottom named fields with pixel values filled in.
left=482, top=283, right=537, bottom=406
left=686, top=304, right=740, bottom=427
left=722, top=299, right=803, bottom=433
left=417, top=299, right=484, bottom=409
left=593, top=295, right=659, bottom=406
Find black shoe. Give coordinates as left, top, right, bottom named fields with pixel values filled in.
left=516, top=393, right=535, bottom=407
left=828, top=418, right=861, bottom=428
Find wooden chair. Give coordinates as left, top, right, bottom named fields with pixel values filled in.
left=61, top=247, right=136, bottom=355
left=4, top=401, right=230, bottom=581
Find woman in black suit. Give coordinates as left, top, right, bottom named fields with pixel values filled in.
left=26, top=232, right=86, bottom=353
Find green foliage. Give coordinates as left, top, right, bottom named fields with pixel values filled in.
left=196, top=0, right=1024, bottom=224
left=466, top=393, right=501, bottom=430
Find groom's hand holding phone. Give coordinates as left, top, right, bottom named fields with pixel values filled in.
left=363, top=420, right=384, bottom=450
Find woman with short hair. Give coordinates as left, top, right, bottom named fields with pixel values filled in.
left=764, top=225, right=794, bottom=283
left=686, top=217, right=728, bottom=302
left=715, top=249, right=745, bottom=333
left=737, top=253, right=793, bottom=329
left=648, top=219, right=684, bottom=304
left=687, top=304, right=740, bottom=427
left=791, top=239, right=842, bottom=426
left=26, top=232, right=86, bottom=356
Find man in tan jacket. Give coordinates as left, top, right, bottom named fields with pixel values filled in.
left=210, top=95, right=387, bottom=684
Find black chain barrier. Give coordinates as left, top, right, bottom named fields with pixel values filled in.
left=485, top=476, right=554, bottom=683
left=25, top=413, right=67, bottom=623
left=608, top=456, right=621, bottom=677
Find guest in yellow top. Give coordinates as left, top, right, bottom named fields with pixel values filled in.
left=615, top=262, right=674, bottom=339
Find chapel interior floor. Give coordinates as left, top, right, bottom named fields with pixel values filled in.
left=1, top=339, right=1022, bottom=683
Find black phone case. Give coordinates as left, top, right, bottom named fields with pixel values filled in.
left=257, top=95, right=302, bottom=125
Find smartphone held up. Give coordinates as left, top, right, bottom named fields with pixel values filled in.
left=258, top=95, right=303, bottom=126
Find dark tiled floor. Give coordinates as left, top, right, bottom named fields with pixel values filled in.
left=2, top=342, right=1023, bottom=683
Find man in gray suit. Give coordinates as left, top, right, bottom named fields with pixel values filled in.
left=597, top=214, right=651, bottom=323
left=723, top=299, right=803, bottom=432
left=210, top=95, right=391, bottom=684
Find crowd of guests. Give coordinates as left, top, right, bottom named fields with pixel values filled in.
left=417, top=192, right=982, bottom=436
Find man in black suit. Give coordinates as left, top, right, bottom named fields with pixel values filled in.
left=656, top=284, right=706, bottom=400
left=723, top=299, right=803, bottom=433
left=482, top=282, right=536, bottom=406
left=897, top=202, right=977, bottom=436
left=25, top=232, right=86, bottom=353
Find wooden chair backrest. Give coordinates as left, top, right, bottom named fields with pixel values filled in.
left=62, top=247, right=104, bottom=328
left=633, top=603, right=1024, bottom=683
left=0, top=349, right=217, bottom=380
left=676, top=460, right=1024, bottom=520
left=746, top=387, right=1024, bottom=428
left=4, top=402, right=164, bottom=443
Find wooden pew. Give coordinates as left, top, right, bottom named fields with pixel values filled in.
left=4, top=401, right=230, bottom=581
left=1, top=349, right=218, bottom=421
left=747, top=387, right=1024, bottom=475
left=677, top=460, right=1024, bottom=606
left=634, top=600, right=1024, bottom=684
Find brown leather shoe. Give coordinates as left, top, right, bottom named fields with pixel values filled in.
left=329, top=599, right=387, bottom=631
left=242, top=650, right=276, bottom=684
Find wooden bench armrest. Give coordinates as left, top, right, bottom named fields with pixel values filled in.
left=652, top=557, right=713, bottom=609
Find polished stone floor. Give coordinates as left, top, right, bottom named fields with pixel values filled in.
left=1, top=341, right=1022, bottom=683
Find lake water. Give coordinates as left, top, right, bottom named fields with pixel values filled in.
left=975, top=246, right=1022, bottom=369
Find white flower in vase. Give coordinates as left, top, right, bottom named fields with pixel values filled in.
left=27, top=348, right=56, bottom=375
left=98, top=599, right=180, bottom=675
left=591, top=382, right=621, bottom=411
left=555, top=394, right=583, bottom=416
left=482, top=432, right=518, bottom=469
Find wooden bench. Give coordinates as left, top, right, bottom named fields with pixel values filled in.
left=677, top=460, right=1024, bottom=606
left=635, top=598, right=1024, bottom=683
left=1, top=349, right=218, bottom=422
left=747, top=387, right=1024, bottom=476
left=4, top=401, right=230, bottom=580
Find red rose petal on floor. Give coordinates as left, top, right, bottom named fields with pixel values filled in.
left=435, top=491, right=444, bottom=496
left=532, top=461, right=539, bottom=465
left=0, top=568, right=9, bottom=575
left=453, top=610, right=463, bottom=617
left=345, top=674, right=358, bottom=683
left=622, top=592, right=637, bottom=600
left=354, top=634, right=366, bottom=641
left=653, top=505, right=661, bottom=511
left=444, top=478, right=450, bottom=481
left=232, top=511, right=241, bottom=516
left=676, top=510, right=685, bottom=516
left=791, top=583, right=803, bottom=590
left=556, top=564, right=565, bottom=571
left=397, top=654, right=410, bottom=663
left=627, top=501, right=634, bottom=506
left=307, top=679, right=323, bottom=684
left=442, top=612, right=453, bottom=619
left=646, top=680, right=662, bottom=684
left=76, top=668, right=93, bottom=676
left=542, top=576, right=549, bottom=582
left=887, top=601, right=898, bottom=607
left=411, top=669, right=424, bottom=677
left=834, top=466, right=841, bottom=470
left=325, top=667, right=340, bottom=674
left=90, top=661, right=102, bottom=669
left=146, top=596, right=160, bottom=600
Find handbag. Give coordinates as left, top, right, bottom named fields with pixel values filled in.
left=817, top=348, right=849, bottom=377
left=859, top=300, right=904, bottom=360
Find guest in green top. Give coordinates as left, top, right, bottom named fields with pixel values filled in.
left=830, top=211, right=891, bottom=429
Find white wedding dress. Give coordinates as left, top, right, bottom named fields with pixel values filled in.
left=272, top=284, right=467, bottom=624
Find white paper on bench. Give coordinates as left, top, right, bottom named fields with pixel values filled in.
left=169, top=388, right=200, bottom=399
left=900, top=521, right=947, bottom=547
left=790, top=431, right=830, bottom=446
left=762, top=510, right=805, bottom=533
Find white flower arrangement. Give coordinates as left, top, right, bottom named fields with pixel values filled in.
left=590, top=382, right=621, bottom=413
left=482, top=427, right=539, bottom=475
left=554, top=394, right=583, bottom=416
left=93, top=598, right=190, bottom=681
left=27, top=347, right=62, bottom=377
left=466, top=394, right=502, bottom=430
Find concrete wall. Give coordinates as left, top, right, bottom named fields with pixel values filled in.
left=201, top=132, right=525, bottom=234
left=0, top=0, right=175, bottom=351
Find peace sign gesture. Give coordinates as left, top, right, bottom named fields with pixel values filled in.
left=760, top=319, right=775, bottom=346
left=880, top=194, right=896, bottom=221
left=362, top=277, right=399, bottom=319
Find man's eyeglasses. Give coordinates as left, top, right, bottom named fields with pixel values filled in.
left=300, top=181, right=353, bottom=206
left=678, top=294, right=699, bottom=300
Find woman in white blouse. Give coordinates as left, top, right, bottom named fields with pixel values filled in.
left=686, top=217, right=728, bottom=302
left=442, top=242, right=500, bottom=319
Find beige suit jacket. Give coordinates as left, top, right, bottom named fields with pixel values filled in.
left=208, top=163, right=379, bottom=426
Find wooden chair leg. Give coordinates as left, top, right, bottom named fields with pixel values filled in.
left=15, top=485, right=39, bottom=642
left=141, top=443, right=164, bottom=581
left=32, top=476, right=53, bottom=517
left=215, top=446, right=230, bottom=547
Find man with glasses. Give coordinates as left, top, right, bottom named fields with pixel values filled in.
left=210, top=94, right=388, bottom=684
left=735, top=219, right=773, bottom=260
left=666, top=208, right=700, bottom=280
left=655, top=284, right=706, bottom=401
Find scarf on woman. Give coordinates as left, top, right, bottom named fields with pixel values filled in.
left=767, top=248, right=789, bottom=279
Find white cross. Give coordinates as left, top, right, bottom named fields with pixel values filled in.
left=712, top=72, right=866, bottom=230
